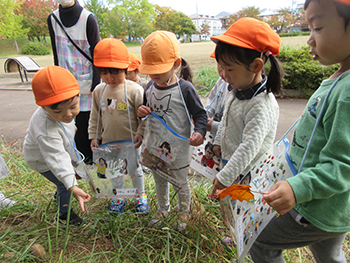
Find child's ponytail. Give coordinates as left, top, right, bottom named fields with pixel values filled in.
left=265, top=55, right=283, bottom=95
left=178, top=58, right=193, bottom=83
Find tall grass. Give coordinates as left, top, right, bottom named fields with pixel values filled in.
left=1, top=138, right=349, bottom=262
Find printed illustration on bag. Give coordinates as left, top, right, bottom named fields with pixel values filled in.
left=89, top=141, right=141, bottom=198
left=141, top=112, right=191, bottom=188
left=190, top=132, right=221, bottom=181
left=219, top=137, right=297, bottom=263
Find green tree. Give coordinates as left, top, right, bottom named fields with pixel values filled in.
left=0, top=0, right=29, bottom=54
left=265, top=7, right=298, bottom=33
left=228, top=6, right=260, bottom=26
left=86, top=0, right=109, bottom=38
left=198, top=20, right=210, bottom=41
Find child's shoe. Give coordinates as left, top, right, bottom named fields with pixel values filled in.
left=58, top=210, right=83, bottom=226
left=221, top=235, right=235, bottom=246
left=149, top=210, right=168, bottom=226
left=173, top=213, right=189, bottom=232
left=109, top=198, right=127, bottom=214
left=0, top=191, right=17, bottom=209
left=135, top=193, right=149, bottom=213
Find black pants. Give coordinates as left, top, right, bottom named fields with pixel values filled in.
left=75, top=111, right=92, bottom=164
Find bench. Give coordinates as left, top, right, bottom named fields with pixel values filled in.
left=4, top=57, right=42, bottom=83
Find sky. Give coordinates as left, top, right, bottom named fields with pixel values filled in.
left=148, top=0, right=304, bottom=16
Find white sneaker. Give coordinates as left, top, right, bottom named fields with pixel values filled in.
left=149, top=210, right=168, bottom=226
left=0, top=191, right=17, bottom=209
left=173, top=213, right=189, bottom=232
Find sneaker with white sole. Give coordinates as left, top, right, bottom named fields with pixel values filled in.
left=135, top=193, right=149, bottom=214
left=109, top=198, right=127, bottom=214
left=173, top=213, right=189, bottom=232
left=149, top=210, right=168, bottom=226
left=0, top=191, right=17, bottom=209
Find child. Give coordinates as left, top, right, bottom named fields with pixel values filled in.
left=209, top=18, right=282, bottom=196
left=88, top=38, right=149, bottom=214
left=23, top=66, right=91, bottom=225
left=250, top=1, right=350, bottom=262
left=137, top=30, right=207, bottom=231
left=126, top=52, right=145, bottom=88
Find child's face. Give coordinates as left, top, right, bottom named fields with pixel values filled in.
left=218, top=59, right=258, bottom=91
left=162, top=145, right=169, bottom=153
left=216, top=62, right=225, bottom=81
left=205, top=147, right=214, bottom=159
left=126, top=70, right=138, bottom=82
left=100, top=69, right=126, bottom=86
left=149, top=69, right=175, bottom=87
left=306, top=0, right=350, bottom=68
left=44, top=96, right=79, bottom=123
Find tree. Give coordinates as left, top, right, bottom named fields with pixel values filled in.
left=197, top=20, right=210, bottom=41
left=228, top=6, right=260, bottom=26
left=0, top=0, right=29, bottom=53
left=86, top=0, right=109, bottom=38
left=20, top=0, right=57, bottom=43
left=265, top=7, right=298, bottom=33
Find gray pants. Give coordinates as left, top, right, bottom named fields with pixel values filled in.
left=250, top=209, right=347, bottom=263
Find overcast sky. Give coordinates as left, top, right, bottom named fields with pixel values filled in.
left=148, top=0, right=304, bottom=16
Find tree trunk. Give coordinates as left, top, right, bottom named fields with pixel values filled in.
left=14, top=39, right=20, bottom=54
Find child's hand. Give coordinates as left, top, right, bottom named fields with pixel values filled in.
left=213, top=145, right=221, bottom=158
left=210, top=177, right=227, bottom=198
left=133, top=134, right=143, bottom=148
left=263, top=181, right=296, bottom=215
left=138, top=105, right=151, bottom=118
left=189, top=132, right=203, bottom=146
left=207, top=118, right=214, bottom=132
left=91, top=139, right=100, bottom=151
left=70, top=186, right=91, bottom=212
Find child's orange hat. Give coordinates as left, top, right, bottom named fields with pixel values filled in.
left=94, top=38, right=130, bottom=69
left=139, top=30, right=180, bottom=75
left=335, top=0, right=350, bottom=6
left=32, top=66, right=80, bottom=106
left=211, top=17, right=280, bottom=55
left=128, top=52, right=141, bottom=72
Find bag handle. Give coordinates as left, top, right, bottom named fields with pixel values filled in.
left=51, top=13, right=93, bottom=63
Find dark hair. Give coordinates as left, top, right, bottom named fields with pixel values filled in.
left=99, top=157, right=107, bottom=166
left=215, top=41, right=283, bottom=95
left=204, top=142, right=214, bottom=152
left=177, top=58, right=193, bottom=83
left=48, top=95, right=78, bottom=110
left=304, top=0, right=350, bottom=29
left=160, top=141, right=171, bottom=154
left=96, top=67, right=128, bottom=75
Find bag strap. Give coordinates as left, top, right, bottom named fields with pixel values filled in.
left=51, top=13, right=93, bottom=63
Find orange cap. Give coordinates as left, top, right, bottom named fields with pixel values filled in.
left=139, top=30, right=180, bottom=75
left=32, top=66, right=80, bottom=106
left=128, top=52, right=141, bottom=72
left=94, top=38, right=130, bottom=69
left=335, top=0, right=350, bottom=6
left=210, top=51, right=215, bottom=58
left=211, top=17, right=280, bottom=55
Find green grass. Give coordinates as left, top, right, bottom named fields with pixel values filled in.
left=1, top=138, right=349, bottom=262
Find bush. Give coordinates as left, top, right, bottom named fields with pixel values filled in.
left=21, top=42, right=50, bottom=55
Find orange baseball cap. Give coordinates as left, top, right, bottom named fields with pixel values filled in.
left=139, top=30, right=180, bottom=75
left=335, top=0, right=350, bottom=6
left=128, top=52, right=141, bottom=72
left=94, top=38, right=130, bottom=69
left=210, top=51, right=215, bottom=58
left=32, top=66, right=80, bottom=106
left=211, top=17, right=280, bottom=55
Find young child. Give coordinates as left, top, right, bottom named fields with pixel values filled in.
left=250, top=1, right=350, bottom=262
left=137, top=30, right=207, bottom=231
left=88, top=38, right=149, bottom=214
left=126, top=52, right=145, bottom=88
left=23, top=66, right=91, bottom=225
left=209, top=18, right=283, bottom=196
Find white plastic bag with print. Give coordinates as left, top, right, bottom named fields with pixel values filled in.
left=140, top=112, right=192, bottom=189
left=220, top=136, right=297, bottom=263
left=90, top=140, right=141, bottom=198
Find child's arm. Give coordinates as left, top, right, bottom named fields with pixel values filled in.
left=133, top=133, right=143, bottom=149
left=210, top=176, right=227, bottom=198
left=189, top=132, right=203, bottom=146
left=138, top=105, right=151, bottom=118
left=69, top=185, right=91, bottom=212
left=262, top=181, right=296, bottom=215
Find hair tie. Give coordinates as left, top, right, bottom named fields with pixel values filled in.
left=265, top=50, right=272, bottom=57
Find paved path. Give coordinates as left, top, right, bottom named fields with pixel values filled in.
left=0, top=76, right=308, bottom=146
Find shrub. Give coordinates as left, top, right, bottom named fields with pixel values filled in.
left=21, top=42, right=50, bottom=55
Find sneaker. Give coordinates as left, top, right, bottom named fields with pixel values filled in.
left=221, top=235, right=235, bottom=246
left=109, top=198, right=127, bottom=214
left=135, top=193, right=149, bottom=213
left=173, top=213, right=189, bottom=232
left=0, top=191, right=17, bottom=209
left=149, top=210, right=168, bottom=226
left=58, top=210, right=83, bottom=226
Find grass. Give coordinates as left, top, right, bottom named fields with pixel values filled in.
left=1, top=138, right=350, bottom=262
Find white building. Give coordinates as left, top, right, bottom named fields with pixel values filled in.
left=189, top=14, right=224, bottom=41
